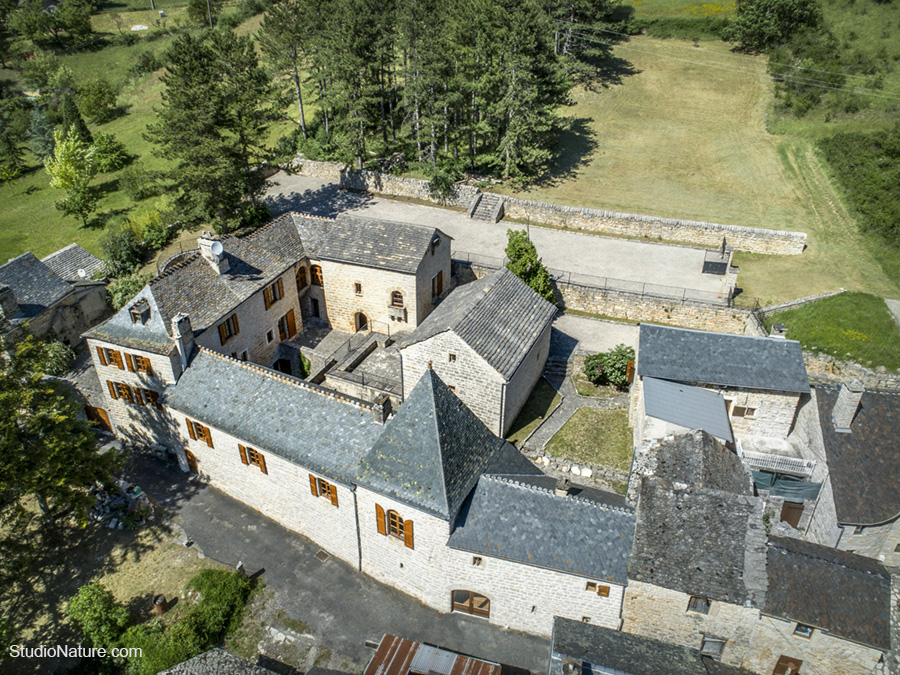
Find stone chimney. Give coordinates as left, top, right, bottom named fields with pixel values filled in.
left=172, top=313, right=194, bottom=372
left=0, top=284, right=18, bottom=319
left=197, top=232, right=229, bottom=274
left=769, top=322, right=787, bottom=339
left=372, top=394, right=392, bottom=425
left=832, top=380, right=864, bottom=433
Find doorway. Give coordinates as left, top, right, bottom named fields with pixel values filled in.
left=274, top=358, right=292, bottom=375
left=451, top=590, right=490, bottom=618
left=311, top=298, right=320, bottom=318
left=354, top=312, right=369, bottom=332
left=185, top=450, right=198, bottom=474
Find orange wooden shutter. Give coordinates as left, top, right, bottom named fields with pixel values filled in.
left=125, top=353, right=135, bottom=372
left=286, top=310, right=296, bottom=338
left=309, top=474, right=319, bottom=497
left=238, top=444, right=249, bottom=465
left=258, top=452, right=268, bottom=474
left=97, top=347, right=107, bottom=366
left=626, top=360, right=635, bottom=383
left=107, top=380, right=117, bottom=399
left=218, top=323, right=228, bottom=345
left=330, top=486, right=339, bottom=508
left=202, top=426, right=213, bottom=448
left=404, top=519, right=414, bottom=549
left=376, top=504, right=387, bottom=535
left=112, top=350, right=124, bottom=369
left=187, top=419, right=197, bottom=440
left=598, top=585, right=610, bottom=597
left=437, top=271, right=443, bottom=295
left=277, top=278, right=284, bottom=299
left=232, top=314, right=239, bottom=335
left=133, top=387, right=144, bottom=405
left=264, top=287, right=273, bottom=310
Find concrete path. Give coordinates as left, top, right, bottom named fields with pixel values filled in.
left=126, top=454, right=549, bottom=673
left=264, top=173, right=723, bottom=294
left=550, top=315, right=639, bottom=360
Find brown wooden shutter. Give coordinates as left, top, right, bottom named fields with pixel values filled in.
left=626, top=360, right=635, bottom=383
left=187, top=419, right=197, bottom=440
left=330, top=486, right=339, bottom=508
left=286, top=310, right=296, bottom=338
left=112, top=350, right=125, bottom=369
left=278, top=317, right=287, bottom=342
left=232, top=314, right=239, bottom=335
left=404, top=519, right=414, bottom=549
left=376, top=504, right=387, bottom=535
left=218, top=323, right=228, bottom=345
left=125, top=353, right=136, bottom=372
left=107, top=380, right=118, bottom=399
left=97, top=347, right=107, bottom=366
left=238, top=444, right=249, bottom=465
left=141, top=357, right=154, bottom=376
left=277, top=278, right=284, bottom=300
left=258, top=452, right=268, bottom=474
left=597, top=585, right=610, bottom=598
left=437, top=271, right=443, bottom=295
left=309, top=474, right=319, bottom=497
left=202, top=426, right=213, bottom=448
left=264, top=287, right=273, bottom=310
left=133, top=387, right=144, bottom=405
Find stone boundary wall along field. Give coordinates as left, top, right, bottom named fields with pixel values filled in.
left=758, top=289, right=846, bottom=319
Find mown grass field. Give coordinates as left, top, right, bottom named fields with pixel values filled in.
left=546, top=407, right=633, bottom=473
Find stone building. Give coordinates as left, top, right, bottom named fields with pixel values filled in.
left=0, top=249, right=108, bottom=345
left=398, top=268, right=557, bottom=436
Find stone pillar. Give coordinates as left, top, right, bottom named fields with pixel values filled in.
left=832, top=380, right=864, bottom=432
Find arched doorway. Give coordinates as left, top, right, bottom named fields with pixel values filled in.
left=354, top=312, right=369, bottom=332
left=451, top=590, right=490, bottom=618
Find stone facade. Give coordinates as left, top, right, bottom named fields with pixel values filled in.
left=355, top=487, right=624, bottom=637
left=838, top=519, right=900, bottom=565
left=720, top=388, right=801, bottom=440
left=3, top=282, right=109, bottom=346
left=501, top=322, right=552, bottom=435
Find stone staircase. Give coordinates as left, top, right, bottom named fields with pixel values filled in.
left=542, top=356, right=569, bottom=389
left=468, top=193, right=505, bottom=222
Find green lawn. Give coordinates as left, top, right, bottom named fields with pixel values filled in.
left=765, top=292, right=900, bottom=371
left=545, top=408, right=633, bottom=473
left=506, top=378, right=562, bottom=447
left=627, top=0, right=735, bottom=19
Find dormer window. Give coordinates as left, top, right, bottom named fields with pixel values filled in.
left=687, top=595, right=711, bottom=614
left=130, top=299, right=151, bottom=325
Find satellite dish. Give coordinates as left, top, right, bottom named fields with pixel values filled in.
left=77, top=268, right=87, bottom=279
left=209, top=241, right=224, bottom=258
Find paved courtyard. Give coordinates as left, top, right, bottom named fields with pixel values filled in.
left=264, top=173, right=725, bottom=294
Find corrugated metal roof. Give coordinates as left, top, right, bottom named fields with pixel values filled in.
left=364, top=635, right=500, bottom=675
left=409, top=645, right=456, bottom=675
left=643, top=376, right=733, bottom=442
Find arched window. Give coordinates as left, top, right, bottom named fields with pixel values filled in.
left=391, top=290, right=404, bottom=308
left=311, top=265, right=323, bottom=287
left=296, top=267, right=308, bottom=290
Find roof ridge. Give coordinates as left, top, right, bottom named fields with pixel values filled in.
left=643, top=322, right=803, bottom=347
left=487, top=474, right=633, bottom=514
left=427, top=370, right=451, bottom=514
left=196, top=347, right=380, bottom=415
left=40, top=243, right=79, bottom=260
left=767, top=537, right=889, bottom=577
left=149, top=251, right=201, bottom=284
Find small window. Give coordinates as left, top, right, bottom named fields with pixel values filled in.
left=354, top=282, right=362, bottom=295
left=586, top=582, right=597, bottom=592
left=793, top=624, right=813, bottom=639
left=310, top=475, right=338, bottom=507
left=772, top=655, right=803, bottom=675
left=266, top=330, right=274, bottom=344
left=585, top=582, right=609, bottom=596
left=388, top=510, right=405, bottom=540
left=131, top=354, right=153, bottom=374
left=391, top=291, right=404, bottom=308
left=311, top=265, right=323, bottom=287
left=688, top=596, right=711, bottom=614
left=894, top=544, right=900, bottom=553
left=472, top=556, right=483, bottom=567
left=240, top=350, right=248, bottom=361
left=448, top=385, right=456, bottom=393
left=218, top=314, right=240, bottom=345
left=277, top=310, right=296, bottom=341
left=448, top=353, right=456, bottom=363
left=582, top=617, right=591, bottom=623
left=431, top=271, right=443, bottom=298
left=141, top=388, right=162, bottom=410
left=744, top=407, right=756, bottom=417
left=701, top=637, right=726, bottom=660
left=239, top=445, right=267, bottom=474
left=296, top=267, right=308, bottom=291
left=733, top=406, right=747, bottom=417
left=186, top=419, right=214, bottom=448
left=264, top=278, right=285, bottom=310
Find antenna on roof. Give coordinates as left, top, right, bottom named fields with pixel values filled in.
left=209, top=241, right=224, bottom=261
left=77, top=268, right=87, bottom=279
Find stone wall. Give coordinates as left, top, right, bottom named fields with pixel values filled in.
left=289, top=157, right=343, bottom=180
left=501, top=321, right=552, bottom=436
left=757, top=289, right=846, bottom=319
left=838, top=518, right=900, bottom=566
left=341, top=170, right=480, bottom=209
left=722, top=389, right=801, bottom=440
left=804, top=352, right=900, bottom=390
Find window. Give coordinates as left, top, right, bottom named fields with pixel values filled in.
left=311, top=265, right=323, bottom=287
left=106, top=381, right=162, bottom=409
left=687, top=596, right=711, bottom=614
left=375, top=504, right=414, bottom=549
left=448, top=385, right=456, bottom=393
left=141, top=389, right=163, bottom=410
left=296, top=267, right=308, bottom=291
left=448, top=353, right=456, bottom=363
left=125, top=353, right=154, bottom=375
left=186, top=419, right=214, bottom=448
left=431, top=271, right=443, bottom=298
left=266, top=330, right=274, bottom=344
left=217, top=314, right=240, bottom=345
left=585, top=582, right=610, bottom=597
left=240, top=350, right=248, bottom=361
left=263, top=278, right=285, bottom=310
left=238, top=444, right=267, bottom=474
left=895, top=544, right=900, bottom=553
left=354, top=282, right=362, bottom=295
left=277, top=310, right=297, bottom=341
left=701, top=637, right=726, bottom=660
left=733, top=406, right=757, bottom=418
left=582, top=617, right=591, bottom=623
left=472, top=556, right=483, bottom=567
left=793, top=624, right=813, bottom=639
left=97, top=347, right=125, bottom=370
left=129, top=299, right=151, bottom=325
left=451, top=590, right=490, bottom=618
left=772, top=655, right=803, bottom=675
left=309, top=474, right=339, bottom=507
left=391, top=291, right=404, bottom=308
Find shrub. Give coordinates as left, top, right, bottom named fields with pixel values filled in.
left=241, top=201, right=270, bottom=229
left=66, top=582, right=129, bottom=649
left=119, top=165, right=161, bottom=201
left=505, top=229, right=555, bottom=303
left=428, top=170, right=457, bottom=203
left=583, top=344, right=635, bottom=390
left=108, top=274, right=149, bottom=310
left=102, top=224, right=145, bottom=276
left=93, top=132, right=129, bottom=173
left=78, top=79, right=120, bottom=124
left=128, top=206, right=172, bottom=251
left=128, top=51, right=162, bottom=79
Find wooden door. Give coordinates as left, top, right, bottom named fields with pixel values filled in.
left=185, top=450, right=198, bottom=474
left=773, top=655, right=802, bottom=675
left=86, top=406, right=113, bottom=433
left=781, top=502, right=804, bottom=528
left=451, top=590, right=490, bottom=618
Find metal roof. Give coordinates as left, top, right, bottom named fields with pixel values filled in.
left=643, top=377, right=733, bottom=442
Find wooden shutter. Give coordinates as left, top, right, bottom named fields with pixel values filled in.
left=309, top=474, right=319, bottom=497
left=258, top=452, right=268, bottom=474
left=187, top=419, right=197, bottom=440
left=277, top=278, right=284, bottom=300
left=376, top=504, right=387, bottom=535
left=626, top=360, right=635, bottom=383
left=111, top=350, right=124, bottom=370
left=107, top=380, right=118, bottom=399
left=264, top=286, right=273, bottom=310
left=404, top=519, right=414, bottom=549
left=202, top=426, right=213, bottom=448
left=133, top=387, right=144, bottom=405
left=238, top=444, right=249, bottom=465
left=286, top=310, right=296, bottom=338
left=97, top=347, right=107, bottom=366
left=218, top=323, right=228, bottom=345
left=278, top=317, right=287, bottom=342
left=330, top=486, right=339, bottom=507
left=597, top=585, right=610, bottom=597
left=437, top=271, right=443, bottom=295
left=232, top=314, right=239, bottom=336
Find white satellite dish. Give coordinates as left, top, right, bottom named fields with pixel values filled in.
left=209, top=241, right=224, bottom=258
left=77, top=268, right=87, bottom=279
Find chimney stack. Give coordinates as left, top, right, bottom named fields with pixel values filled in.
left=172, top=313, right=194, bottom=373
left=373, top=394, right=392, bottom=425
left=769, top=323, right=787, bottom=339
left=832, top=380, right=864, bottom=433
left=0, top=284, right=19, bottom=319
left=197, top=233, right=229, bottom=275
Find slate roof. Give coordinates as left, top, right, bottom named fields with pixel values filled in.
left=644, top=377, right=734, bottom=442
left=448, top=474, right=635, bottom=583
left=629, top=477, right=767, bottom=606
left=651, top=430, right=752, bottom=495
left=83, top=285, right=174, bottom=354
left=40, top=243, right=106, bottom=282
left=164, top=349, right=383, bottom=484
left=637, top=324, right=809, bottom=394
left=160, top=648, right=275, bottom=674
left=400, top=268, right=557, bottom=379
left=815, top=385, right=900, bottom=525
left=0, top=252, right=73, bottom=319
left=764, top=536, right=891, bottom=651
left=550, top=617, right=750, bottom=675
left=357, top=368, right=508, bottom=519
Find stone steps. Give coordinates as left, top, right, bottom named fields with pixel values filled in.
left=471, top=194, right=502, bottom=222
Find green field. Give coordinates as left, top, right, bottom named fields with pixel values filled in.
left=546, top=407, right=633, bottom=473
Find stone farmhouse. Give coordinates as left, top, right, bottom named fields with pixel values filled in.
left=0, top=247, right=108, bottom=345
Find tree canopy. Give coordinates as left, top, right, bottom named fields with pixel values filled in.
left=725, top=0, right=823, bottom=51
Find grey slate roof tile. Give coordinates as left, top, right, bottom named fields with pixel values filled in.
left=448, top=474, right=635, bottom=583
left=400, top=268, right=557, bottom=379
left=814, top=385, right=900, bottom=525
left=160, top=648, right=275, bottom=674
left=164, top=349, right=383, bottom=484
left=650, top=430, right=753, bottom=495
left=0, top=252, right=72, bottom=319
left=637, top=324, right=810, bottom=393
left=764, top=535, right=891, bottom=651
left=644, top=377, right=734, bottom=442
left=84, top=285, right=174, bottom=354
left=357, top=368, right=508, bottom=519
left=40, top=243, right=106, bottom=282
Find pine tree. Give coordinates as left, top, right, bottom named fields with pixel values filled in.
left=505, top=229, right=555, bottom=302
left=0, top=124, right=25, bottom=181
left=60, top=93, right=92, bottom=145
left=27, top=107, right=55, bottom=161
